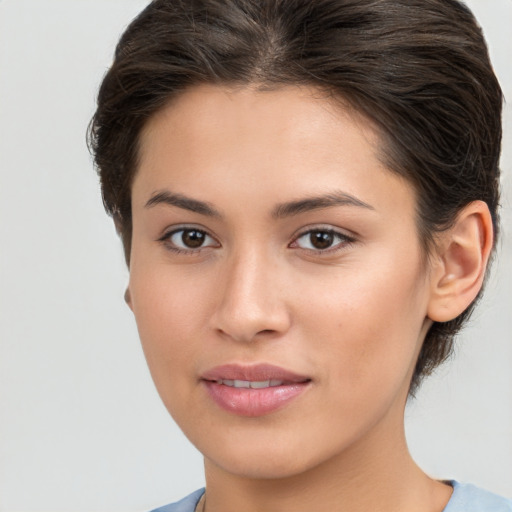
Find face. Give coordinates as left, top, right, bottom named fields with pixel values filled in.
left=128, top=84, right=434, bottom=480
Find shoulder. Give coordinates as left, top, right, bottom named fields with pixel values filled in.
left=444, top=481, right=512, bottom=512
left=148, top=488, right=205, bottom=512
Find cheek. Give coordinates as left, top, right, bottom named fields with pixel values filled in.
left=128, top=268, right=216, bottom=428
left=294, top=252, right=429, bottom=393
left=128, top=264, right=212, bottom=383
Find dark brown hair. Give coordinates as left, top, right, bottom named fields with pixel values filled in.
left=88, top=0, right=503, bottom=394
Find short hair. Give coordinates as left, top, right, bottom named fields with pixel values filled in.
left=88, top=0, right=503, bottom=394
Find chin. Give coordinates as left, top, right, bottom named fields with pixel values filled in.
left=207, top=449, right=318, bottom=481
left=198, top=426, right=352, bottom=482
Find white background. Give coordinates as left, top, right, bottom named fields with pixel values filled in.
left=0, top=1, right=510, bottom=511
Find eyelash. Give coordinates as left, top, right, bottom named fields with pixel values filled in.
left=157, top=226, right=355, bottom=256
left=157, top=227, right=218, bottom=255
left=291, top=228, right=355, bottom=254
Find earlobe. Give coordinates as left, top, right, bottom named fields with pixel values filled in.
left=124, top=287, right=133, bottom=311
left=427, top=201, right=493, bottom=323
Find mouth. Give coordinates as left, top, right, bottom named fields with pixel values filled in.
left=213, top=379, right=294, bottom=389
left=201, top=363, right=311, bottom=383
left=201, top=364, right=312, bottom=417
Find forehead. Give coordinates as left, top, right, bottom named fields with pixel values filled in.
left=134, top=84, right=416, bottom=220
left=140, top=83, right=378, bottom=159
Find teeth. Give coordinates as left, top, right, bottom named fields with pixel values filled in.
left=249, top=380, right=270, bottom=389
left=216, top=379, right=285, bottom=388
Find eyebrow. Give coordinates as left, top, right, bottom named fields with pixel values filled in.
left=145, top=189, right=374, bottom=219
left=145, top=190, right=221, bottom=217
left=271, top=191, right=374, bottom=219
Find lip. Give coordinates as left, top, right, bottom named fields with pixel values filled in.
left=201, top=363, right=310, bottom=383
left=201, top=364, right=311, bottom=417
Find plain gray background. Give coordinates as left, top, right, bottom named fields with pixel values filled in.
left=0, top=1, right=511, bottom=511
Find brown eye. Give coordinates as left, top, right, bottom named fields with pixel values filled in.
left=293, top=229, right=353, bottom=252
left=310, top=231, right=334, bottom=249
left=181, top=229, right=205, bottom=248
left=164, top=228, right=218, bottom=252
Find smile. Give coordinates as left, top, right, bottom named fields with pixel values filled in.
left=215, top=379, right=287, bottom=388
left=201, top=364, right=311, bottom=417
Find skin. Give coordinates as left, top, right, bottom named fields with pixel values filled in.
left=126, top=84, right=491, bottom=512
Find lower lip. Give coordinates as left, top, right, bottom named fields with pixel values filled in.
left=203, top=381, right=310, bottom=417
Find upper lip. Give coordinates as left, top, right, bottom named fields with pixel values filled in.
left=201, top=364, right=311, bottom=383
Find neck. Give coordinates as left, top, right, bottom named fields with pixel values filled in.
left=202, top=401, right=452, bottom=512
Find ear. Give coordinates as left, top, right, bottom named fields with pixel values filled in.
left=124, top=286, right=133, bottom=311
left=427, top=201, right=494, bottom=323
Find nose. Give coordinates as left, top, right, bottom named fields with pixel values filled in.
left=212, top=247, right=291, bottom=343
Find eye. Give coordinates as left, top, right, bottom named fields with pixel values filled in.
left=159, top=228, right=219, bottom=253
left=292, top=228, right=354, bottom=252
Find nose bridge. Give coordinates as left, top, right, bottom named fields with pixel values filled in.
left=214, top=242, right=289, bottom=342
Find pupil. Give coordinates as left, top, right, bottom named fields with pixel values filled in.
left=311, top=231, right=333, bottom=249
left=182, top=230, right=204, bottom=248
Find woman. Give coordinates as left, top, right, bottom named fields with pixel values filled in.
left=89, top=0, right=511, bottom=511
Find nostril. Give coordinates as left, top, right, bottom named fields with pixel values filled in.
left=258, top=329, right=275, bottom=336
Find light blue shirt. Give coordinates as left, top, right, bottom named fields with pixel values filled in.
left=149, top=481, right=512, bottom=512
left=444, top=482, right=512, bottom=512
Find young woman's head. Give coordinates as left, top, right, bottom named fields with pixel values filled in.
left=89, top=0, right=501, bottom=434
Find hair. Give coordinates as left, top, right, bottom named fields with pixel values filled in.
left=88, top=0, right=503, bottom=394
